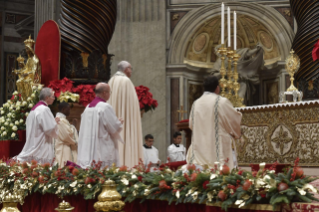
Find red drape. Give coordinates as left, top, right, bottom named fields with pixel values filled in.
left=0, top=130, right=26, bottom=159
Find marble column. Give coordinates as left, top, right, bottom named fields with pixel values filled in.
left=34, top=0, right=60, bottom=40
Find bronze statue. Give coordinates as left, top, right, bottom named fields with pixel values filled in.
left=13, top=35, right=42, bottom=99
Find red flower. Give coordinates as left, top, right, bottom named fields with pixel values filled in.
left=135, top=85, right=158, bottom=112
left=203, top=180, right=209, bottom=189
left=138, top=176, right=143, bottom=182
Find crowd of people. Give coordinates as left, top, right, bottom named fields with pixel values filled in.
left=15, top=61, right=242, bottom=171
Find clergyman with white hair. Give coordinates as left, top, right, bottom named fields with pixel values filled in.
left=108, top=61, right=143, bottom=168
left=16, top=87, right=60, bottom=164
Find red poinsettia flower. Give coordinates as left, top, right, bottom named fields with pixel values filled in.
left=135, top=85, right=158, bottom=113
left=203, top=180, right=209, bottom=189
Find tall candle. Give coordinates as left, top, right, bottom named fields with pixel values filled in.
left=234, top=11, right=237, bottom=50
left=227, top=7, right=231, bottom=47
left=221, top=3, right=224, bottom=44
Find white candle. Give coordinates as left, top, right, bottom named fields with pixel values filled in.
left=221, top=3, right=224, bottom=44
left=234, top=11, right=237, bottom=50
left=227, top=7, right=231, bottom=47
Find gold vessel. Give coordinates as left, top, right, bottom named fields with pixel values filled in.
left=94, top=179, right=125, bottom=212
left=285, top=49, right=300, bottom=92
left=0, top=193, right=20, bottom=212
left=55, top=200, right=74, bottom=212
left=232, top=53, right=245, bottom=107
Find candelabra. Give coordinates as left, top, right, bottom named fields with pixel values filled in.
left=226, top=49, right=234, bottom=101
left=218, top=44, right=228, bottom=97
left=232, top=53, right=245, bottom=107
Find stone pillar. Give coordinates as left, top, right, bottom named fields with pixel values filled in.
left=34, top=0, right=60, bottom=40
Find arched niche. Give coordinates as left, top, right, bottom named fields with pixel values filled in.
left=168, top=2, right=294, bottom=67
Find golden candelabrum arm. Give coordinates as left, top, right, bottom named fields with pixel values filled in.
left=218, top=44, right=228, bottom=97
left=226, top=49, right=234, bottom=102
left=232, top=53, right=245, bottom=107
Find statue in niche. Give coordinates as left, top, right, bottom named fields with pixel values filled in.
left=210, top=43, right=264, bottom=104
left=267, top=82, right=279, bottom=104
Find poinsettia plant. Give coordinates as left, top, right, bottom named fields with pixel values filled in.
left=135, top=85, right=158, bottom=113
left=48, top=77, right=95, bottom=107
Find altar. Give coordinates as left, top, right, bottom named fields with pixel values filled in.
left=236, top=100, right=319, bottom=167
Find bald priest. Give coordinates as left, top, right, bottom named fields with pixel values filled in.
left=77, top=83, right=124, bottom=169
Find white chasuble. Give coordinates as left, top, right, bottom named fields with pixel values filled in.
left=186, top=92, right=242, bottom=170
left=143, top=145, right=160, bottom=167
left=108, top=71, right=143, bottom=168
left=77, top=101, right=123, bottom=168
left=17, top=104, right=58, bottom=164
left=54, top=112, right=78, bottom=168
left=167, top=144, right=186, bottom=162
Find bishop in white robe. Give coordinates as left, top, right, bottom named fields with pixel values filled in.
left=77, top=83, right=123, bottom=169
left=54, top=102, right=78, bottom=168
left=167, top=132, right=186, bottom=162
left=16, top=88, right=59, bottom=164
left=186, top=76, right=242, bottom=170
left=108, top=61, right=143, bottom=168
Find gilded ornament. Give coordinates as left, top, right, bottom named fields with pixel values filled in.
left=94, top=179, right=125, bottom=212
left=0, top=193, right=20, bottom=212
left=55, top=200, right=74, bottom=212
left=285, top=50, right=300, bottom=92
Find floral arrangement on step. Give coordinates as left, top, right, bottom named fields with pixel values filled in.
left=0, top=157, right=318, bottom=210
left=0, top=85, right=42, bottom=141
left=135, top=85, right=158, bottom=113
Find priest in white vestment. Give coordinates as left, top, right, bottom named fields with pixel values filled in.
left=77, top=83, right=123, bottom=168
left=167, top=131, right=186, bottom=162
left=186, top=76, right=242, bottom=170
left=16, top=88, right=60, bottom=164
left=108, top=61, right=143, bottom=168
left=143, top=134, right=160, bottom=171
left=54, top=102, right=78, bottom=168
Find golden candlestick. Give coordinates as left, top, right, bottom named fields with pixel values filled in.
left=226, top=49, right=234, bottom=102
left=218, top=44, right=228, bottom=97
left=232, top=53, right=245, bottom=107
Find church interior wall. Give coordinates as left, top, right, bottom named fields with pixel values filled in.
left=108, top=0, right=167, bottom=162
left=0, top=0, right=34, bottom=105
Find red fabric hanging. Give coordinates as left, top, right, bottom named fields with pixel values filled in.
left=312, top=40, right=319, bottom=61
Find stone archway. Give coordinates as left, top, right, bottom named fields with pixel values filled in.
left=168, top=2, right=294, bottom=66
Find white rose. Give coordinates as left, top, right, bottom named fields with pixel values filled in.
left=32, top=86, right=37, bottom=90
left=3, top=131, right=7, bottom=136
left=28, top=104, right=33, bottom=108
left=4, top=122, right=8, bottom=126
left=9, top=106, right=14, bottom=111
left=1, top=111, right=4, bottom=115
left=20, top=119, right=23, bottom=123
left=16, top=101, right=21, bottom=106
left=10, top=123, right=13, bottom=127
left=1, top=119, right=5, bottom=123
left=38, top=84, right=43, bottom=90
left=11, top=132, right=16, bottom=138
left=13, top=91, right=18, bottom=95
left=1, top=127, right=4, bottom=130
left=27, top=97, right=31, bottom=101
left=25, top=112, right=29, bottom=117
left=15, top=121, right=19, bottom=125
left=11, top=114, right=15, bottom=119
left=31, top=93, right=35, bottom=98
left=22, top=101, right=27, bottom=106
left=16, top=106, right=20, bottom=111
left=12, top=126, right=17, bottom=131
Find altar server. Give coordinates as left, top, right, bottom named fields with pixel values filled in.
left=186, top=76, right=242, bottom=170
left=143, top=134, right=160, bottom=170
left=108, top=61, right=143, bottom=168
left=77, top=83, right=123, bottom=169
left=16, top=88, right=59, bottom=164
left=167, top=132, right=186, bottom=162
left=54, top=102, right=78, bottom=168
